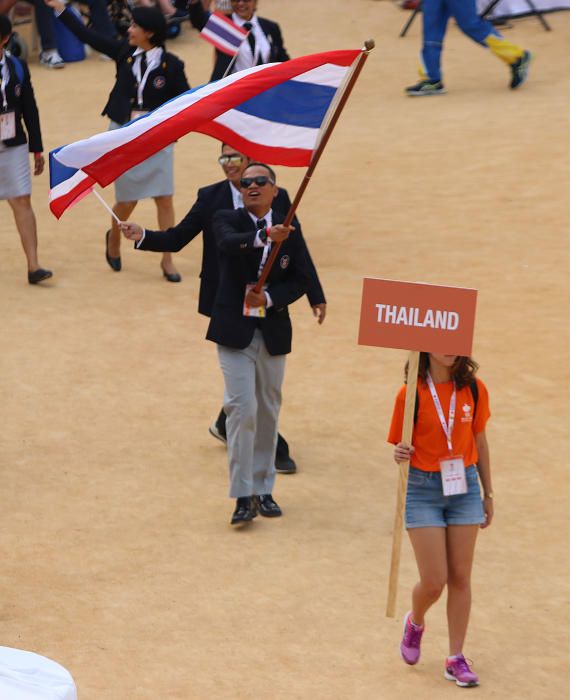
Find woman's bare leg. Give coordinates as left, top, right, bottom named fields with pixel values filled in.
left=408, top=526, right=448, bottom=625
left=7, top=195, right=41, bottom=271
left=446, top=524, right=479, bottom=656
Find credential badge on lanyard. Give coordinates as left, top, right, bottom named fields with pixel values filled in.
left=426, top=372, right=468, bottom=496
left=0, top=61, right=16, bottom=140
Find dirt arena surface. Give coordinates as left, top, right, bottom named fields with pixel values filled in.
left=1, top=1, right=569, bottom=697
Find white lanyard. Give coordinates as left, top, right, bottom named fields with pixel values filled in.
left=257, top=241, right=271, bottom=278
left=133, top=50, right=158, bottom=108
left=426, top=373, right=456, bottom=453
left=0, top=56, right=9, bottom=111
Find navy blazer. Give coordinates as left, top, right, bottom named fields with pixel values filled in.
left=138, top=180, right=325, bottom=316
left=206, top=207, right=310, bottom=355
left=57, top=8, right=189, bottom=125
left=0, top=56, right=42, bottom=152
left=188, top=3, right=289, bottom=81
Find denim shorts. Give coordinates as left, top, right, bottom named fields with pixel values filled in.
left=405, top=465, right=485, bottom=529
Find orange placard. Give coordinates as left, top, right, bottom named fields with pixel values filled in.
left=358, top=278, right=477, bottom=356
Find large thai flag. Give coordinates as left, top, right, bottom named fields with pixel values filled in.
left=200, top=11, right=248, bottom=56
left=49, top=149, right=96, bottom=219
left=51, top=49, right=361, bottom=216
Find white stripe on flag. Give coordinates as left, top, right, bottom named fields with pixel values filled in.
left=291, top=64, right=349, bottom=88
left=213, top=109, right=319, bottom=151
left=49, top=169, right=91, bottom=200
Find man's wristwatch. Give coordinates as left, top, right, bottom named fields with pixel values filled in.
left=484, top=491, right=494, bottom=499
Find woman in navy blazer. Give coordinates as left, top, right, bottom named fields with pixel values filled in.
left=46, top=0, right=190, bottom=281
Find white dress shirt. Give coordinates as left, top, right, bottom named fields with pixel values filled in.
left=231, top=13, right=271, bottom=74
left=248, top=208, right=273, bottom=308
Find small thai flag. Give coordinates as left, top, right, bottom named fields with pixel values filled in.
left=200, top=11, right=248, bottom=56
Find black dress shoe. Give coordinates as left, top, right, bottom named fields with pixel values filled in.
left=161, top=267, right=182, bottom=283
left=105, top=230, right=121, bottom=271
left=209, top=408, right=227, bottom=443
left=28, top=268, right=53, bottom=285
left=255, top=494, right=282, bottom=517
left=275, top=454, right=297, bottom=474
left=230, top=496, right=258, bottom=525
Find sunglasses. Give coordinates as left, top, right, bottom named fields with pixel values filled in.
left=218, top=154, right=244, bottom=166
left=240, top=175, right=274, bottom=188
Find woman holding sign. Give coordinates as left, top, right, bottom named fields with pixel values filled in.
left=388, top=352, right=493, bottom=687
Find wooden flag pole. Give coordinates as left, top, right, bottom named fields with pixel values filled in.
left=253, top=39, right=375, bottom=293
left=386, top=350, right=420, bottom=618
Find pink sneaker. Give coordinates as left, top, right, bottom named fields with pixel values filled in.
left=400, top=611, right=424, bottom=665
left=444, top=655, right=480, bottom=687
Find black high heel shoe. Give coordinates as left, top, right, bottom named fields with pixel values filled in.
left=105, top=230, right=121, bottom=272
left=28, top=268, right=53, bottom=284
left=161, top=263, right=181, bottom=283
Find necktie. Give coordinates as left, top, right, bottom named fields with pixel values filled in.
left=256, top=218, right=269, bottom=278
left=243, top=22, right=256, bottom=63
left=140, top=52, right=147, bottom=79
left=256, top=218, right=268, bottom=243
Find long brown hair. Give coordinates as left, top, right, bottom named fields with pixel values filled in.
left=405, top=353, right=479, bottom=389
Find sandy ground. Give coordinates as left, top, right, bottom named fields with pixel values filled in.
left=1, top=0, right=569, bottom=697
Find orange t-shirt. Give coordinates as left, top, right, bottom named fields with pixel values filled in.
left=387, top=378, right=490, bottom=472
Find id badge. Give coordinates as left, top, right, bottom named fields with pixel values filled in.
left=439, top=455, right=467, bottom=496
left=0, top=111, right=16, bottom=140
left=130, top=110, right=148, bottom=121
left=243, top=282, right=267, bottom=318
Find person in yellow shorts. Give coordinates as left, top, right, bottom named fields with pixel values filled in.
left=406, top=0, right=531, bottom=95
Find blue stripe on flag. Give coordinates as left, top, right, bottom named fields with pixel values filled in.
left=234, top=81, right=337, bottom=128
left=49, top=148, right=79, bottom=188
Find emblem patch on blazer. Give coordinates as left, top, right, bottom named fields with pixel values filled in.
left=280, top=255, right=290, bottom=269
left=14, top=85, right=22, bottom=97
left=153, top=76, right=166, bottom=89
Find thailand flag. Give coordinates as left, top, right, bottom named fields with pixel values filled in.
left=51, top=49, right=362, bottom=216
left=200, top=11, right=248, bottom=56
left=49, top=149, right=96, bottom=220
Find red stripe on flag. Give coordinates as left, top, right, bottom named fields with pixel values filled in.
left=49, top=177, right=95, bottom=219
left=195, top=123, right=312, bottom=167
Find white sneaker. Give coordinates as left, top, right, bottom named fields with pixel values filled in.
left=40, top=50, right=65, bottom=69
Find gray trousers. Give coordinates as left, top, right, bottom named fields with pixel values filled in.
left=217, top=330, right=286, bottom=499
